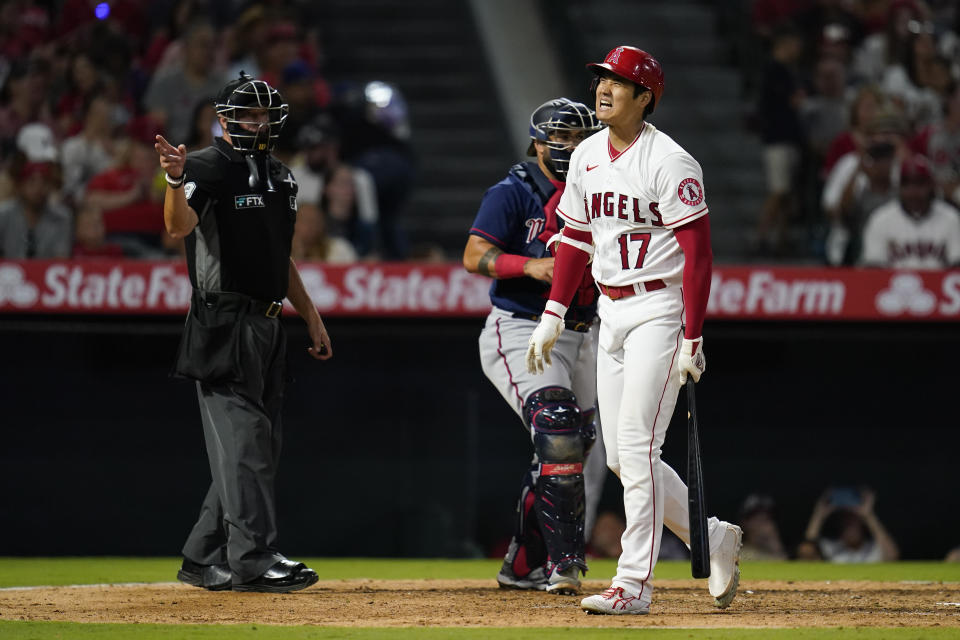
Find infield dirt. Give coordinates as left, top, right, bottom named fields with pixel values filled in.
left=2, top=579, right=959, bottom=628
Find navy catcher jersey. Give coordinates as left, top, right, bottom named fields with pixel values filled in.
left=469, top=161, right=596, bottom=321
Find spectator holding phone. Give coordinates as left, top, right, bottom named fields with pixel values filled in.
left=797, top=487, right=900, bottom=563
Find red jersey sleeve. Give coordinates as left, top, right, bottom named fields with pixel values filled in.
left=674, top=215, right=712, bottom=338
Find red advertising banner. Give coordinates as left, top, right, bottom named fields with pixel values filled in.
left=0, top=260, right=493, bottom=317
left=707, top=267, right=960, bottom=321
left=0, top=260, right=958, bottom=321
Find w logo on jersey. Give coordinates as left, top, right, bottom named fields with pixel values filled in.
left=525, top=218, right=545, bottom=243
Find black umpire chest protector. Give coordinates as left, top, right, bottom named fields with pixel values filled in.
left=183, top=137, right=297, bottom=302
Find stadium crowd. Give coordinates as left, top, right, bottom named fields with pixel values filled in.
left=747, top=0, right=960, bottom=266
left=2, top=1, right=960, bottom=268
left=0, top=0, right=414, bottom=262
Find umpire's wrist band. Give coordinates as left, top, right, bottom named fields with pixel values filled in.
left=166, top=172, right=186, bottom=189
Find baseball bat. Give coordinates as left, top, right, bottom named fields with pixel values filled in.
left=686, top=376, right=711, bottom=579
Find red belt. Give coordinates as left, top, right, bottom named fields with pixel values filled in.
left=597, top=279, right=666, bottom=300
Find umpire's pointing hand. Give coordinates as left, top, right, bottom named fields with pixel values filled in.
left=155, top=135, right=186, bottom=178
left=526, top=313, right=564, bottom=374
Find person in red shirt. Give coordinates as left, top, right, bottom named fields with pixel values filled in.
left=84, top=135, right=164, bottom=256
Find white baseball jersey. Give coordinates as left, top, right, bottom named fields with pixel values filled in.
left=556, top=123, right=708, bottom=287
left=860, top=198, right=960, bottom=268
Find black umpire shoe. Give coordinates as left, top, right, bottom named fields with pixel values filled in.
left=232, top=558, right=319, bottom=593
left=177, top=558, right=232, bottom=591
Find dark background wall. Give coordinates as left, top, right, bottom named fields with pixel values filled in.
left=1, top=314, right=957, bottom=559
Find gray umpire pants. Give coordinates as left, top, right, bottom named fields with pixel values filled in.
left=181, top=312, right=287, bottom=584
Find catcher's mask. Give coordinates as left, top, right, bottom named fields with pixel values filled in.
left=526, top=97, right=602, bottom=180
left=215, top=71, right=288, bottom=155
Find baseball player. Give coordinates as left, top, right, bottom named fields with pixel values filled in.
left=860, top=154, right=960, bottom=268
left=526, top=46, right=742, bottom=615
left=463, top=98, right=606, bottom=595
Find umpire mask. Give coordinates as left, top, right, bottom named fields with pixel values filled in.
left=215, top=72, right=288, bottom=190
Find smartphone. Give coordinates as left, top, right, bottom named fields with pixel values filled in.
left=828, top=487, right=861, bottom=508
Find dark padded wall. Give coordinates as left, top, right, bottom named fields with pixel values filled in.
left=1, top=316, right=956, bottom=559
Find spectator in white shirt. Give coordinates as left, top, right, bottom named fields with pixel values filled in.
left=861, top=154, right=960, bottom=268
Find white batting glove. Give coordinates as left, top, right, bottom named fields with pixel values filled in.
left=526, top=312, right=564, bottom=374
left=678, top=337, right=706, bottom=384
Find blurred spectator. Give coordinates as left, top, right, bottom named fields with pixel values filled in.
left=588, top=511, right=625, bottom=559
left=15, top=122, right=59, bottom=164
left=882, top=25, right=952, bottom=130
left=223, top=5, right=269, bottom=80
left=0, top=59, right=56, bottom=154
left=274, top=60, right=329, bottom=160
left=291, top=202, right=357, bottom=263
left=754, top=24, right=807, bottom=256
left=852, top=0, right=927, bottom=85
left=84, top=136, right=165, bottom=257
left=145, top=0, right=227, bottom=75
left=0, top=1, right=53, bottom=60
left=142, top=0, right=196, bottom=74
left=61, top=8, right=140, bottom=85
left=56, top=0, right=146, bottom=43
left=0, top=156, right=71, bottom=258
left=791, top=0, right=864, bottom=72
left=258, top=21, right=301, bottom=89
left=323, top=163, right=378, bottom=258
left=143, top=21, right=224, bottom=143
left=816, top=22, right=854, bottom=66
left=291, top=114, right=379, bottom=257
left=797, top=487, right=899, bottom=562
left=751, top=0, right=809, bottom=40
left=0, top=121, right=58, bottom=202
left=911, top=82, right=960, bottom=206
left=183, top=98, right=219, bottom=152
left=860, top=154, right=960, bottom=268
left=822, top=85, right=885, bottom=175
left=54, top=53, right=104, bottom=137
left=72, top=201, right=124, bottom=258
left=737, top=493, right=788, bottom=561
left=60, top=96, right=119, bottom=204
left=801, top=56, right=851, bottom=162
left=822, top=108, right=908, bottom=265
left=334, top=80, right=416, bottom=260
left=946, top=546, right=960, bottom=562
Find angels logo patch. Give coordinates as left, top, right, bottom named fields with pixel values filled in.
left=678, top=178, right=704, bottom=206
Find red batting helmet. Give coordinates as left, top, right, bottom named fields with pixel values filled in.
left=587, top=46, right=664, bottom=112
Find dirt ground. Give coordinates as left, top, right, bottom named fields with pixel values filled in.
left=2, top=579, right=960, bottom=628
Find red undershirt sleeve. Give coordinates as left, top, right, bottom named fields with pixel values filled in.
left=674, top=215, right=713, bottom=339
left=544, top=227, right=593, bottom=318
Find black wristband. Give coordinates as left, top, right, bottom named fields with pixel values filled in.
left=165, top=172, right=186, bottom=189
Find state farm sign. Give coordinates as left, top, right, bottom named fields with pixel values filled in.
left=0, top=260, right=492, bottom=317
left=295, top=264, right=491, bottom=315
left=1, top=260, right=958, bottom=320
left=710, top=270, right=845, bottom=316
left=708, top=267, right=960, bottom=320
